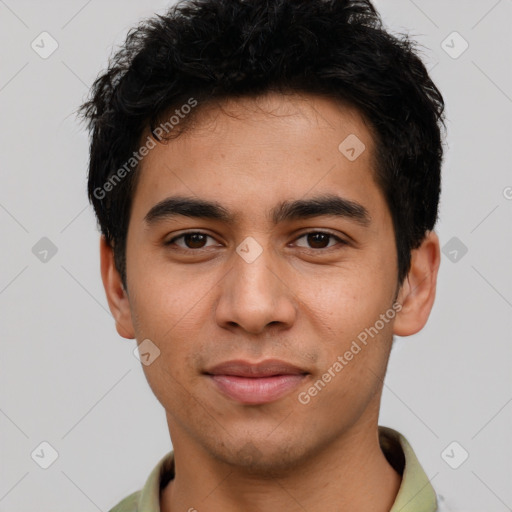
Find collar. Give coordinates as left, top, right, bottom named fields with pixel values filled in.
left=122, top=426, right=437, bottom=511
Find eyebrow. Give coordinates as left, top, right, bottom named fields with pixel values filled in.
left=144, top=194, right=371, bottom=227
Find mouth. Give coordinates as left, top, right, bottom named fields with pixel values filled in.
left=204, top=359, right=309, bottom=405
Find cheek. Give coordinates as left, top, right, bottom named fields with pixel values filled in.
left=127, top=288, right=200, bottom=411
left=128, top=260, right=213, bottom=338
left=294, top=257, right=397, bottom=398
left=296, top=260, right=395, bottom=330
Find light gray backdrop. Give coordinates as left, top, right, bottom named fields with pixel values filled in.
left=1, top=0, right=511, bottom=510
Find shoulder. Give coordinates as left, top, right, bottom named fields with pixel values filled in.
left=108, top=490, right=141, bottom=512
left=107, top=451, right=174, bottom=512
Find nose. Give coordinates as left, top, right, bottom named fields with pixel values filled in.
left=214, top=242, right=297, bottom=335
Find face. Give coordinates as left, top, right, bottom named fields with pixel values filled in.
left=104, top=92, right=433, bottom=475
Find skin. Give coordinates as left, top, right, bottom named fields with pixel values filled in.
left=101, top=92, right=441, bottom=511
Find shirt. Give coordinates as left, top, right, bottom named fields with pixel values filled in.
left=109, top=426, right=438, bottom=512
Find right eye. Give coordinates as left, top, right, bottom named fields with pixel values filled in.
left=165, top=231, right=221, bottom=251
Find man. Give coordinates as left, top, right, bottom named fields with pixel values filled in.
left=80, top=0, right=445, bottom=510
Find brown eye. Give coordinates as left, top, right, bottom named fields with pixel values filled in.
left=182, top=233, right=208, bottom=249
left=294, top=231, right=346, bottom=250
left=166, top=232, right=218, bottom=250
left=307, top=233, right=330, bottom=249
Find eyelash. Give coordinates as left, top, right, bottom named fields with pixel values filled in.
left=165, top=230, right=347, bottom=253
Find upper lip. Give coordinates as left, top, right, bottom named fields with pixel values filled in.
left=205, top=359, right=308, bottom=378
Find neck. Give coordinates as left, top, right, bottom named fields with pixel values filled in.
left=161, top=420, right=401, bottom=512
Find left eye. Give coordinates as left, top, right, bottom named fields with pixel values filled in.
left=294, top=232, right=344, bottom=250
left=166, top=231, right=345, bottom=251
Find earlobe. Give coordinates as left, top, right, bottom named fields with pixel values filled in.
left=393, top=231, right=441, bottom=337
left=99, top=236, right=136, bottom=339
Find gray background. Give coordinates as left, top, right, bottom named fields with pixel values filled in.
left=1, top=0, right=511, bottom=510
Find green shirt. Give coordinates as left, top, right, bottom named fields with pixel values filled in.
left=109, top=426, right=438, bottom=512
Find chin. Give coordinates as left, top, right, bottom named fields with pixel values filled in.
left=209, top=434, right=314, bottom=478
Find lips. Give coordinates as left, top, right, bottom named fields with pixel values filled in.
left=205, top=359, right=309, bottom=404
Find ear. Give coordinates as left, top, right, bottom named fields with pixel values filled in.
left=393, top=230, right=441, bottom=336
left=99, top=236, right=135, bottom=339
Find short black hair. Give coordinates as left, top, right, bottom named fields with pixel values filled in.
left=79, top=0, right=446, bottom=290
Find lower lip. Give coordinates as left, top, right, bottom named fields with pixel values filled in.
left=209, top=374, right=307, bottom=404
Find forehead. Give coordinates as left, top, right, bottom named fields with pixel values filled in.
left=131, top=92, right=386, bottom=227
